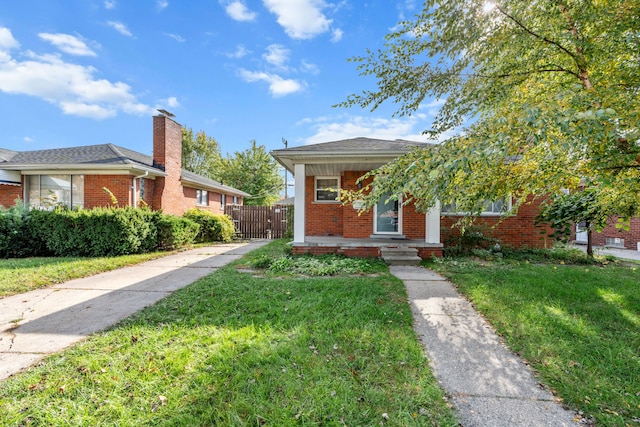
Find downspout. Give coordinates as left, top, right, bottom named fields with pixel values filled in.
left=132, top=171, right=149, bottom=207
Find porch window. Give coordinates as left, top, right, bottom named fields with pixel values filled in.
left=196, top=189, right=208, bottom=205
left=27, top=174, right=84, bottom=209
left=315, top=177, right=340, bottom=202
left=441, top=197, right=511, bottom=216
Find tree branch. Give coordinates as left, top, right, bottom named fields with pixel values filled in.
left=495, top=6, right=578, bottom=64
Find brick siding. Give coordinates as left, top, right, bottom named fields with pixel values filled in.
left=440, top=196, right=553, bottom=249
left=0, top=182, right=22, bottom=207
left=591, top=217, right=640, bottom=250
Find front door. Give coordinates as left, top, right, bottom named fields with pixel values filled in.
left=374, top=195, right=401, bottom=235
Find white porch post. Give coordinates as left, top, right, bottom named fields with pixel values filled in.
left=293, top=163, right=306, bottom=243
left=425, top=200, right=441, bottom=244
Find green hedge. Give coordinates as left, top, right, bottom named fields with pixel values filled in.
left=183, top=208, right=235, bottom=243
left=0, top=205, right=207, bottom=258
left=155, top=215, right=200, bottom=250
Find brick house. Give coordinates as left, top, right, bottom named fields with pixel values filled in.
left=271, top=137, right=552, bottom=259
left=0, top=114, right=249, bottom=215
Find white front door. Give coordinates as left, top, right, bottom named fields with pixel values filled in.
left=374, top=195, right=401, bottom=235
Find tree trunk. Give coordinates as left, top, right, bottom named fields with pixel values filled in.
left=586, top=227, right=593, bottom=257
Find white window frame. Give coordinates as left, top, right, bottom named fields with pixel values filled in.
left=196, top=189, right=208, bottom=206
left=441, top=197, right=512, bottom=216
left=26, top=174, right=84, bottom=209
left=314, top=176, right=340, bottom=203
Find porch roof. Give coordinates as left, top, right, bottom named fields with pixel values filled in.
left=271, top=137, right=432, bottom=176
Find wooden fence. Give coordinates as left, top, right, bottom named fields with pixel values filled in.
left=224, top=204, right=292, bottom=239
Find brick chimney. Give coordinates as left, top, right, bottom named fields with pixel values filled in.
left=151, top=114, right=184, bottom=215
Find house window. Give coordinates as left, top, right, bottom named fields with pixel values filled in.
left=220, top=194, right=226, bottom=208
left=196, top=189, right=208, bottom=206
left=441, top=197, right=511, bottom=216
left=233, top=195, right=238, bottom=205
left=315, top=177, right=340, bottom=202
left=27, top=174, right=84, bottom=209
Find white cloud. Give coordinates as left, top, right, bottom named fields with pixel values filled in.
left=300, top=114, right=452, bottom=145
left=0, top=27, right=19, bottom=51
left=106, top=21, right=133, bottom=37
left=23, top=136, right=33, bottom=142
left=104, top=0, right=116, bottom=9
left=38, top=33, right=97, bottom=57
left=330, top=28, right=343, bottom=42
left=0, top=28, right=153, bottom=119
left=300, top=60, right=319, bottom=75
left=263, top=0, right=332, bottom=39
left=263, top=44, right=290, bottom=69
left=157, top=0, right=169, bottom=10
left=238, top=69, right=305, bottom=97
left=226, top=44, right=250, bottom=58
left=164, top=33, right=186, bottom=42
left=160, top=96, right=180, bottom=108
left=223, top=1, right=257, bottom=22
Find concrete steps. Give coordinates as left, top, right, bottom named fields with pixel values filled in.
left=380, top=246, right=421, bottom=266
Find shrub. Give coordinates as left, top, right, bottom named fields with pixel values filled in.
left=29, top=207, right=159, bottom=257
left=0, top=201, right=52, bottom=258
left=183, top=208, right=235, bottom=243
left=443, top=224, right=500, bottom=257
left=155, top=214, right=200, bottom=250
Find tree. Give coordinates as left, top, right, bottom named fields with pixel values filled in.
left=181, top=127, right=222, bottom=178
left=535, top=188, right=616, bottom=257
left=215, top=140, right=283, bottom=206
left=337, top=1, right=640, bottom=222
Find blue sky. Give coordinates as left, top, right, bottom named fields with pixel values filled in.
left=0, top=0, right=443, bottom=158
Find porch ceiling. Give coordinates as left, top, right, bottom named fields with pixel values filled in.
left=304, top=161, right=388, bottom=176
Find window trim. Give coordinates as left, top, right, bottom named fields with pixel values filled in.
left=314, top=176, right=340, bottom=203
left=441, top=197, right=512, bottom=217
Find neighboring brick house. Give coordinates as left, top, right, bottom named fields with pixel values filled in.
left=271, top=137, right=552, bottom=259
left=0, top=114, right=249, bottom=215
left=576, top=218, right=640, bottom=251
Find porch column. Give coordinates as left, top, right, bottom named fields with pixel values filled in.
left=425, top=200, right=440, bottom=244
left=293, top=163, right=306, bottom=243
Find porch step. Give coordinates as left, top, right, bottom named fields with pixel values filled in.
left=380, top=247, right=421, bottom=266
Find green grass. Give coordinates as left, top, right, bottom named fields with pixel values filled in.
left=0, top=253, right=168, bottom=298
left=0, top=240, right=458, bottom=426
left=427, top=254, right=640, bottom=426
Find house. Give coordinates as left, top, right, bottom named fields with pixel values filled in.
left=270, top=137, right=551, bottom=259
left=0, top=114, right=249, bottom=215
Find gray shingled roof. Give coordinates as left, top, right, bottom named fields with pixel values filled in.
left=181, top=170, right=251, bottom=197
left=274, top=137, right=429, bottom=153
left=1, top=144, right=154, bottom=168
left=270, top=137, right=432, bottom=175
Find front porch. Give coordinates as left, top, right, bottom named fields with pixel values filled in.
left=292, top=236, right=443, bottom=259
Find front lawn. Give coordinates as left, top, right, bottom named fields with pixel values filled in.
left=427, top=253, right=640, bottom=426
left=0, top=240, right=458, bottom=426
left=0, top=252, right=169, bottom=298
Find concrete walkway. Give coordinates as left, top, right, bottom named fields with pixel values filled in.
left=0, top=240, right=269, bottom=381
left=391, top=266, right=579, bottom=427
left=572, top=244, right=640, bottom=262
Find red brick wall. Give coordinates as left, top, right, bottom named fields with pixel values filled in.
left=84, top=175, right=132, bottom=208
left=592, top=217, right=640, bottom=249
left=305, top=175, right=343, bottom=236
left=441, top=197, right=553, bottom=249
left=0, top=182, right=23, bottom=207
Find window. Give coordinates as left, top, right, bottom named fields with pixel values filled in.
left=315, top=177, right=340, bottom=202
left=27, top=174, right=84, bottom=209
left=441, top=197, right=511, bottom=216
left=220, top=194, right=226, bottom=208
left=233, top=195, right=238, bottom=205
left=196, top=189, right=208, bottom=205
